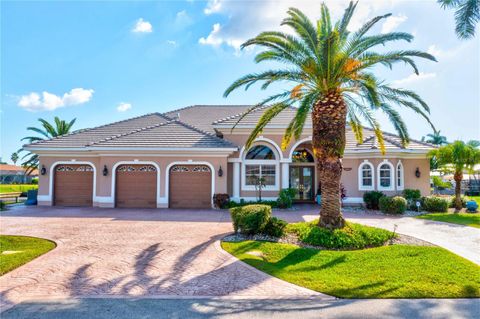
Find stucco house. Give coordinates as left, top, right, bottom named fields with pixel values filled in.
left=24, top=105, right=434, bottom=208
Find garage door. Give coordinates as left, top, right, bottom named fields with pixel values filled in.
left=115, top=164, right=157, bottom=208
left=169, top=165, right=212, bottom=209
left=54, top=164, right=93, bottom=206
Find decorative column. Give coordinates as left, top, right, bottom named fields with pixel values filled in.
left=233, top=162, right=240, bottom=201
left=281, top=162, right=290, bottom=189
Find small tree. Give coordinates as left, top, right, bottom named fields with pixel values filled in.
left=254, top=176, right=266, bottom=202
left=11, top=152, right=19, bottom=165
left=429, top=140, right=480, bottom=211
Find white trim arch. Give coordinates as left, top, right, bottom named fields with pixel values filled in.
left=241, top=143, right=280, bottom=191
left=288, top=136, right=312, bottom=160
left=358, top=160, right=375, bottom=191
left=111, top=161, right=161, bottom=207
left=377, top=159, right=395, bottom=191
left=48, top=160, right=97, bottom=203
left=396, top=160, right=404, bottom=191
left=165, top=161, right=215, bottom=208
left=238, top=136, right=284, bottom=161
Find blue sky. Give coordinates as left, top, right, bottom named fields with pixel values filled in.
left=1, top=0, right=479, bottom=164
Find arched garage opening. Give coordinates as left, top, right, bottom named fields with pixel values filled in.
left=115, top=164, right=157, bottom=208
left=54, top=164, right=94, bottom=206
left=169, top=164, right=212, bottom=209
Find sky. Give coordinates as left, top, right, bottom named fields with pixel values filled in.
left=1, top=0, right=479, bottom=164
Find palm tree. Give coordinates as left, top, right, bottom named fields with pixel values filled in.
left=224, top=2, right=436, bottom=229
left=429, top=140, right=480, bottom=211
left=20, top=117, right=76, bottom=174
left=10, top=152, right=19, bottom=165
left=438, top=0, right=479, bottom=39
left=423, top=130, right=448, bottom=145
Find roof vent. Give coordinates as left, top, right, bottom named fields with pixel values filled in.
left=177, top=112, right=180, bottom=120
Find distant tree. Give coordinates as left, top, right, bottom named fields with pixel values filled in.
left=0, top=157, right=7, bottom=164
left=11, top=152, right=19, bottom=165
left=423, top=130, right=448, bottom=145
left=19, top=117, right=76, bottom=174
left=438, top=0, right=479, bottom=39
left=429, top=140, right=480, bottom=211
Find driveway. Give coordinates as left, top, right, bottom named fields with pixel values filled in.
left=0, top=206, right=320, bottom=310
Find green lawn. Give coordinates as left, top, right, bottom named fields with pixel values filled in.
left=0, top=235, right=56, bottom=275
left=0, top=184, right=38, bottom=194
left=222, top=241, right=480, bottom=298
left=416, top=213, right=480, bottom=228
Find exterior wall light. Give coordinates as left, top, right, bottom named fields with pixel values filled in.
left=415, top=167, right=421, bottom=178
left=218, top=165, right=223, bottom=177
left=40, top=165, right=47, bottom=175
left=103, top=165, right=109, bottom=176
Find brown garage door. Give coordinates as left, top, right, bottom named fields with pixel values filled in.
left=169, top=165, right=212, bottom=209
left=54, top=164, right=93, bottom=207
left=115, top=164, right=157, bottom=208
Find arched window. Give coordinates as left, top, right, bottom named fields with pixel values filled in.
left=396, top=161, right=404, bottom=190
left=242, top=144, right=279, bottom=190
left=292, top=149, right=314, bottom=163
left=358, top=161, right=374, bottom=191
left=377, top=160, right=394, bottom=191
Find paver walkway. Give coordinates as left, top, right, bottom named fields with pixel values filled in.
left=0, top=206, right=321, bottom=311
left=275, top=206, right=480, bottom=265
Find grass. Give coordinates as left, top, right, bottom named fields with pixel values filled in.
left=0, top=184, right=38, bottom=194
left=285, top=220, right=394, bottom=249
left=222, top=241, right=480, bottom=298
left=0, top=235, right=56, bottom=275
left=416, top=212, right=480, bottom=228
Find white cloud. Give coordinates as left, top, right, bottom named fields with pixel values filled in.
left=132, top=18, right=153, bottom=33
left=175, top=10, right=193, bottom=27
left=381, top=14, right=407, bottom=33
left=427, top=44, right=465, bottom=59
left=167, top=40, right=177, bottom=46
left=199, top=0, right=394, bottom=52
left=393, top=72, right=436, bottom=86
left=18, top=88, right=94, bottom=112
left=116, top=102, right=132, bottom=112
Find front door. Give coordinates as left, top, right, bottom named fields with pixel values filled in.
left=289, top=166, right=315, bottom=202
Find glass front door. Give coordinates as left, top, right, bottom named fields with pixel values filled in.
left=289, top=166, right=315, bottom=202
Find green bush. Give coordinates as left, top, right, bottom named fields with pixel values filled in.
left=263, top=217, right=288, bottom=237
left=277, top=188, right=297, bottom=208
left=286, top=220, right=394, bottom=249
left=226, top=199, right=278, bottom=209
left=230, top=205, right=272, bottom=235
left=449, top=196, right=467, bottom=208
left=422, top=196, right=449, bottom=212
left=432, top=176, right=452, bottom=190
left=403, top=189, right=421, bottom=201
left=0, top=201, right=5, bottom=211
left=363, top=191, right=385, bottom=210
left=379, top=196, right=407, bottom=214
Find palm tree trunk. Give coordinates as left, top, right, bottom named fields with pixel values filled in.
left=454, top=170, right=463, bottom=212
left=312, top=90, right=347, bottom=229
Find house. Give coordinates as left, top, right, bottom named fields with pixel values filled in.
left=24, top=105, right=435, bottom=208
left=0, top=164, right=38, bottom=184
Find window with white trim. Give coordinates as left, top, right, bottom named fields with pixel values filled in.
left=396, top=161, right=404, bottom=190
left=242, top=145, right=279, bottom=190
left=358, top=161, right=374, bottom=190
left=378, top=161, right=394, bottom=190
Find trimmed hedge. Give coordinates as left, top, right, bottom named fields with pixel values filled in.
left=379, top=196, right=407, bottom=215
left=230, top=205, right=272, bottom=235
left=286, top=220, right=394, bottom=249
left=263, top=217, right=288, bottom=237
left=403, top=189, right=421, bottom=201
left=422, top=196, right=449, bottom=212
left=226, top=199, right=279, bottom=209
left=363, top=191, right=385, bottom=210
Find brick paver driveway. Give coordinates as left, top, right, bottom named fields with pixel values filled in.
left=0, top=206, right=320, bottom=310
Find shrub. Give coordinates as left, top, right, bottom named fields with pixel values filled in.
left=0, top=201, right=5, bottom=211
left=277, top=188, right=296, bottom=208
left=432, top=176, right=452, bottom=190
left=263, top=217, right=288, bottom=237
left=226, top=200, right=278, bottom=209
left=449, top=196, right=467, bottom=208
left=230, top=205, right=271, bottom=235
left=363, top=191, right=385, bottom=210
left=422, top=196, right=449, bottom=212
left=403, top=189, right=421, bottom=201
left=213, top=193, right=230, bottom=209
left=286, top=220, right=394, bottom=249
left=31, top=178, right=38, bottom=185
left=379, top=196, right=407, bottom=214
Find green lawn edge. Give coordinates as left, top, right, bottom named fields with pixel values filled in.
left=0, top=235, right=56, bottom=275
left=221, top=241, right=480, bottom=299
left=416, top=213, right=480, bottom=228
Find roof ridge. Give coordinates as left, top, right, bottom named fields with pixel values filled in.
left=89, top=120, right=174, bottom=146
left=359, top=126, right=436, bottom=148
left=173, top=120, right=236, bottom=147
left=29, top=113, right=169, bottom=145
left=212, top=105, right=270, bottom=125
